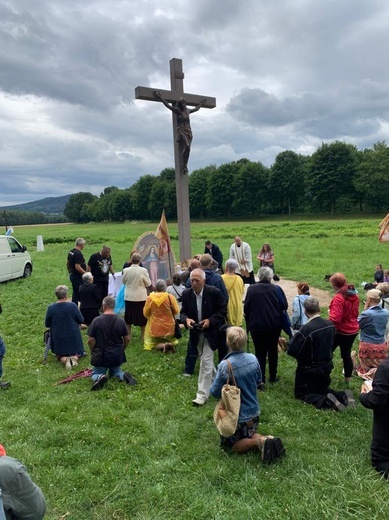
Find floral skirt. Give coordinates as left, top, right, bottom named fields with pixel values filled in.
left=356, top=341, right=388, bottom=380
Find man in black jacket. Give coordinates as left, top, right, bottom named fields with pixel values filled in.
left=180, top=269, right=227, bottom=406
left=360, top=358, right=389, bottom=477
left=287, top=297, right=354, bottom=410
left=204, top=240, right=223, bottom=272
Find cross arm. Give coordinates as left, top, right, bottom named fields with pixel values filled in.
left=135, top=86, right=216, bottom=109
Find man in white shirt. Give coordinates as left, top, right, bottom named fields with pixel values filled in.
left=229, top=236, right=255, bottom=285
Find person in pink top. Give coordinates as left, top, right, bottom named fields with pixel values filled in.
left=329, top=273, right=360, bottom=384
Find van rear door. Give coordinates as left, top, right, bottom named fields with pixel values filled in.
left=0, top=238, right=13, bottom=281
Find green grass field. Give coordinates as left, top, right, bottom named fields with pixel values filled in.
left=1, top=218, right=389, bottom=519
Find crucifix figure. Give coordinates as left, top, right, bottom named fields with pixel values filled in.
left=135, top=58, right=216, bottom=262
left=154, top=92, right=207, bottom=174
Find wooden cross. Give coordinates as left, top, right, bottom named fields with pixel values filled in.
left=135, top=58, right=216, bottom=263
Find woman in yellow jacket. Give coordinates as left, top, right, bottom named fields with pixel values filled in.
left=143, top=279, right=180, bottom=353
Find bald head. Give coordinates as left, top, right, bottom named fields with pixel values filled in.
left=189, top=258, right=201, bottom=270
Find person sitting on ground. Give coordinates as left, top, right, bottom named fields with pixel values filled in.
left=221, top=259, right=244, bottom=327
left=287, top=297, right=355, bottom=411
left=88, top=296, right=136, bottom=390
left=0, top=443, right=46, bottom=519
left=44, top=285, right=85, bottom=371
left=374, top=264, right=384, bottom=285
left=143, top=279, right=180, bottom=353
left=210, top=327, right=285, bottom=463
left=78, top=272, right=101, bottom=326
left=329, top=273, right=360, bottom=385
left=354, top=289, right=389, bottom=380
left=384, top=270, right=389, bottom=283
left=290, top=282, right=310, bottom=330
left=360, top=359, right=389, bottom=479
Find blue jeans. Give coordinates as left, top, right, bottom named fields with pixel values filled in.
left=91, top=365, right=124, bottom=381
left=0, top=336, right=5, bottom=378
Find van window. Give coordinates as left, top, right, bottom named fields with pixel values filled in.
left=8, top=237, right=23, bottom=253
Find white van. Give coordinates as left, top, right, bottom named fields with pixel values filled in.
left=0, top=235, right=33, bottom=282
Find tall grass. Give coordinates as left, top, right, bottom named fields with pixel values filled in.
left=1, top=218, right=389, bottom=519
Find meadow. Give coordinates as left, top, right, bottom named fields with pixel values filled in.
left=1, top=217, right=389, bottom=519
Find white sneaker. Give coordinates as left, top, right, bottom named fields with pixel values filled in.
left=65, top=357, right=72, bottom=371
left=192, top=397, right=207, bottom=407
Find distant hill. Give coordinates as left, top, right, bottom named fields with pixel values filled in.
left=0, top=194, right=72, bottom=214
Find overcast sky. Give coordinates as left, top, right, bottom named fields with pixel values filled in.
left=1, top=0, right=389, bottom=206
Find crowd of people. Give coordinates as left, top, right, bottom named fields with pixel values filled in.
left=1, top=235, right=389, bottom=516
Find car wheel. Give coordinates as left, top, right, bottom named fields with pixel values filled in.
left=23, top=264, right=32, bottom=278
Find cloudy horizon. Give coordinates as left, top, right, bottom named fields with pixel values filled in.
left=1, top=0, right=389, bottom=206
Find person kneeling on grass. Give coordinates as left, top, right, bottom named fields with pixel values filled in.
left=287, top=297, right=355, bottom=411
left=88, top=296, right=137, bottom=391
left=210, top=327, right=285, bottom=464
left=0, top=443, right=46, bottom=519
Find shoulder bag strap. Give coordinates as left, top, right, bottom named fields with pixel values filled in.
left=298, top=297, right=304, bottom=325
left=226, top=359, right=238, bottom=387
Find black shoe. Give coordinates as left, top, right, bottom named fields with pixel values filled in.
left=257, top=382, right=266, bottom=391
left=123, top=372, right=137, bottom=386
left=327, top=392, right=346, bottom=411
left=269, top=376, right=280, bottom=384
left=0, top=381, right=10, bottom=389
left=262, top=437, right=286, bottom=465
left=91, top=375, right=108, bottom=391
left=344, top=389, right=356, bottom=408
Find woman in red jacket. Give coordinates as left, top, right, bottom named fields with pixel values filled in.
left=329, top=273, right=360, bottom=384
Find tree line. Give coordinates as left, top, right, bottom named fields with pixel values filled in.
left=0, top=209, right=67, bottom=227
left=59, top=139, right=389, bottom=223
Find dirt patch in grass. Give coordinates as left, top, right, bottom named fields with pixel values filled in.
left=278, top=277, right=332, bottom=310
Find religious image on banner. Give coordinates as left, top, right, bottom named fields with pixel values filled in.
left=379, top=213, right=389, bottom=243
left=134, top=211, right=175, bottom=285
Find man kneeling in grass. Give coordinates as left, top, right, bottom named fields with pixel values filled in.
left=210, top=327, right=285, bottom=464
left=88, top=296, right=137, bottom=391
left=287, top=297, right=355, bottom=411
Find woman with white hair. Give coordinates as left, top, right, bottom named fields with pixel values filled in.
left=222, top=259, right=244, bottom=326
left=355, top=288, right=389, bottom=380
left=45, top=285, right=85, bottom=370
left=79, top=272, right=101, bottom=325
left=143, top=279, right=180, bottom=353
left=244, top=267, right=288, bottom=386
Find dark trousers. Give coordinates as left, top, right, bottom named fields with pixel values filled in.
left=332, top=332, right=357, bottom=378
left=184, top=336, right=228, bottom=375
left=238, top=271, right=256, bottom=285
left=250, top=328, right=280, bottom=383
left=294, top=365, right=347, bottom=409
left=95, top=279, right=109, bottom=302
left=69, top=273, right=83, bottom=304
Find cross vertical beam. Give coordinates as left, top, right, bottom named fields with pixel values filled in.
left=169, top=59, right=191, bottom=263
left=135, top=58, right=216, bottom=263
